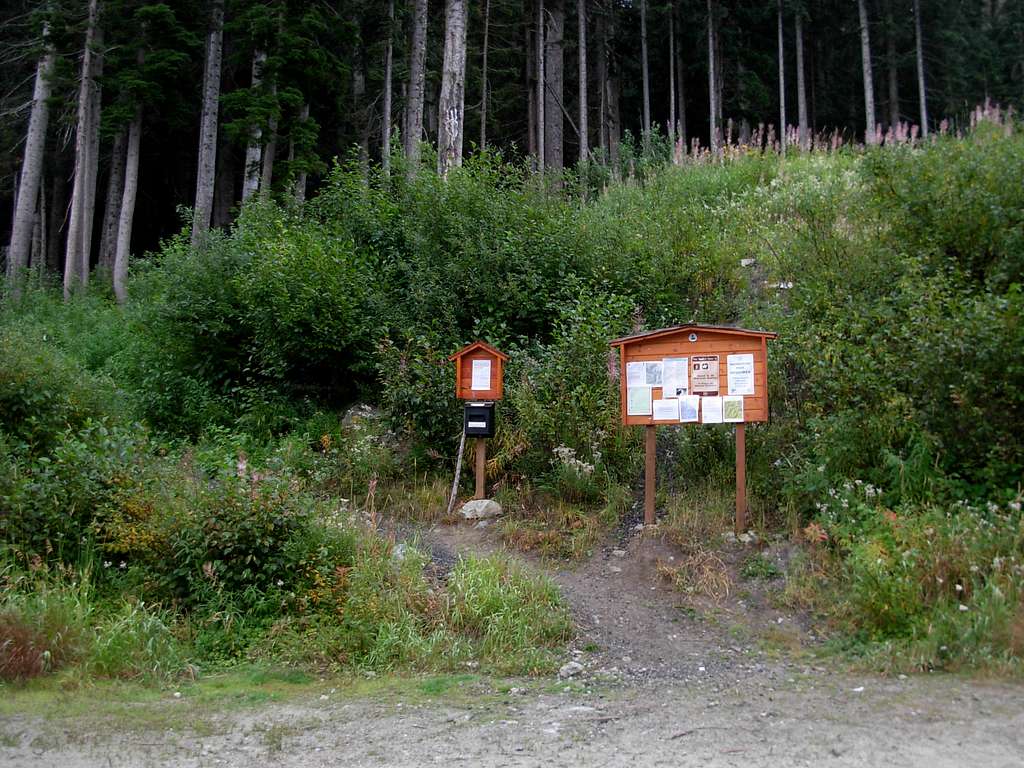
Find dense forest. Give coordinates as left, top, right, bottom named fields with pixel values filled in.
left=2, top=0, right=1023, bottom=288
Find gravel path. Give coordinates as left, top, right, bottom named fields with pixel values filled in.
left=3, top=519, right=1022, bottom=767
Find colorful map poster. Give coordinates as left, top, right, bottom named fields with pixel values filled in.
left=723, top=395, right=745, bottom=422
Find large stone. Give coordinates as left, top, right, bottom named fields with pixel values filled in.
left=460, top=499, right=503, bottom=520
left=558, top=661, right=584, bottom=679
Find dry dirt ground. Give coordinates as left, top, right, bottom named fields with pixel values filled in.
left=2, top=521, right=1023, bottom=768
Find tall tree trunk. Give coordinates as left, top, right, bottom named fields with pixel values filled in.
left=7, top=22, right=55, bottom=286
left=30, top=180, right=43, bottom=275
left=676, top=9, right=687, bottom=149
left=383, top=0, right=395, bottom=172
left=777, top=0, right=786, bottom=152
left=577, top=0, right=588, bottom=161
left=260, top=84, right=277, bottom=200
left=536, top=0, right=546, bottom=169
left=596, top=2, right=607, bottom=156
left=212, top=136, right=234, bottom=228
left=294, top=103, right=310, bottom=203
left=437, top=0, right=468, bottom=177
left=46, top=157, right=66, bottom=274
left=913, top=0, right=927, bottom=136
left=113, top=104, right=142, bottom=304
left=668, top=3, right=675, bottom=145
left=80, top=25, right=104, bottom=287
left=707, top=0, right=718, bottom=153
left=64, top=0, right=101, bottom=298
left=543, top=0, right=564, bottom=172
left=99, top=127, right=127, bottom=272
left=795, top=10, right=809, bottom=149
left=405, top=0, right=428, bottom=179
left=242, top=49, right=266, bottom=202
left=527, top=24, right=537, bottom=157
left=480, top=0, right=489, bottom=150
left=857, top=0, right=877, bottom=144
left=192, top=0, right=224, bottom=245
left=885, top=0, right=899, bottom=128
left=640, top=0, right=650, bottom=147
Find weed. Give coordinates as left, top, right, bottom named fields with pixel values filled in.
left=740, top=553, right=782, bottom=581
left=656, top=549, right=731, bottom=600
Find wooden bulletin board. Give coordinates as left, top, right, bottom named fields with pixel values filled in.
left=448, top=340, right=509, bottom=401
left=610, top=325, right=777, bottom=426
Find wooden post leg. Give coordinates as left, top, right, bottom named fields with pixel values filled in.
left=735, top=423, right=746, bottom=534
left=644, top=424, right=656, bottom=526
left=475, top=438, right=486, bottom=500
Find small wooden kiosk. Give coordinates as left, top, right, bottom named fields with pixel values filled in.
left=610, top=324, right=777, bottom=531
left=449, top=341, right=509, bottom=499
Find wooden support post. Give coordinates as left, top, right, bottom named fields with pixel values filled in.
left=474, top=437, right=486, bottom=500
left=735, top=422, right=746, bottom=534
left=644, top=424, right=656, bottom=525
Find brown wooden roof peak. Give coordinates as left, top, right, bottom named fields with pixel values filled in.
left=448, top=340, right=510, bottom=361
left=609, top=323, right=778, bottom=347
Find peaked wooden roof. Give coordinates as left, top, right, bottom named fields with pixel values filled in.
left=610, top=323, right=778, bottom=347
left=448, top=340, right=510, bottom=361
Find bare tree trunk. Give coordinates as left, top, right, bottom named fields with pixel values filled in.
left=676, top=10, right=687, bottom=149
left=480, top=0, right=489, bottom=150
left=33, top=176, right=46, bottom=276
left=294, top=103, right=310, bottom=203
left=260, top=88, right=277, bottom=200
left=46, top=158, right=66, bottom=274
left=113, top=104, right=142, bottom=304
left=192, top=0, right=224, bottom=245
left=858, top=0, right=877, bottom=144
left=527, top=24, right=537, bottom=157
left=885, top=0, right=899, bottom=128
left=668, top=3, right=675, bottom=146
left=596, top=2, right=607, bottom=156
left=80, top=24, right=104, bottom=287
left=405, top=0, right=428, bottom=179
left=640, top=0, right=650, bottom=147
left=64, top=0, right=101, bottom=298
left=577, top=0, right=588, bottom=161
left=707, top=0, right=718, bottom=153
left=99, top=128, right=127, bottom=272
left=544, top=0, right=564, bottom=172
left=914, top=0, right=927, bottom=136
left=777, top=0, right=786, bottom=152
left=242, top=49, right=266, bottom=202
left=383, top=0, right=395, bottom=172
left=437, top=0, right=468, bottom=177
left=212, top=136, right=234, bottom=228
left=29, top=182, right=43, bottom=275
left=7, top=22, right=55, bottom=286
left=795, top=10, right=809, bottom=149
left=536, top=0, right=546, bottom=169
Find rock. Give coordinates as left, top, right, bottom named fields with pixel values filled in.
left=559, top=661, right=585, bottom=679
left=741, top=258, right=757, bottom=267
left=608, top=565, right=622, bottom=574
left=611, top=549, right=626, bottom=558
left=392, top=543, right=408, bottom=562
left=460, top=499, right=503, bottom=520
left=474, top=520, right=490, bottom=529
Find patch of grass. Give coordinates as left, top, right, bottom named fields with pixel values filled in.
left=418, top=673, right=475, bottom=696
left=499, top=495, right=604, bottom=560
left=740, top=553, right=782, bottom=581
left=656, top=549, right=731, bottom=600
left=377, top=477, right=452, bottom=523
left=661, top=483, right=732, bottom=550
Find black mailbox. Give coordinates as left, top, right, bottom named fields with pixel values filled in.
left=464, top=402, right=495, bottom=437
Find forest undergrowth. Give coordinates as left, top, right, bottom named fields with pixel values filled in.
left=2, top=111, right=1023, bottom=685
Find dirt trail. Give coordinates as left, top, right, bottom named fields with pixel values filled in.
left=3, top=519, right=1023, bottom=768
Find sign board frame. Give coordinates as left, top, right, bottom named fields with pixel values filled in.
left=610, top=324, right=777, bottom=532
